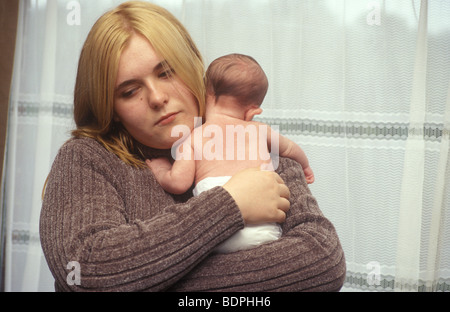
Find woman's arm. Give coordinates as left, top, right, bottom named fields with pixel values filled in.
left=169, top=157, right=346, bottom=291
left=40, top=138, right=244, bottom=291
left=40, top=138, right=292, bottom=291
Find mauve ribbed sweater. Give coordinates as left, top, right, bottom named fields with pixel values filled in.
left=39, top=137, right=345, bottom=291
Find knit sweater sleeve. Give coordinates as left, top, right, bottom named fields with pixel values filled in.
left=169, top=157, right=346, bottom=292
left=39, top=138, right=244, bottom=291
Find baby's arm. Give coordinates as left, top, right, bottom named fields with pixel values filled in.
left=267, top=126, right=315, bottom=184
left=146, top=136, right=195, bottom=194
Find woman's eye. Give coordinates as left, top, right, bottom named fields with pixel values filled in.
left=121, top=88, right=137, bottom=98
left=159, top=68, right=175, bottom=79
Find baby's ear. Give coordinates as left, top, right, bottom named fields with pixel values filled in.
left=244, top=107, right=263, bottom=121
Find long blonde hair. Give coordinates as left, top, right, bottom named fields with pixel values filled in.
left=72, top=1, right=205, bottom=168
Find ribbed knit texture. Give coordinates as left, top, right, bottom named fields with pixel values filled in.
left=39, top=137, right=345, bottom=291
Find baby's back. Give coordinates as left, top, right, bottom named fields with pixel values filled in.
left=193, top=118, right=273, bottom=184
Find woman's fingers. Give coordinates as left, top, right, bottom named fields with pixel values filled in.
left=272, top=171, right=290, bottom=212
left=278, top=181, right=290, bottom=201
left=223, top=168, right=291, bottom=225
left=273, top=172, right=290, bottom=222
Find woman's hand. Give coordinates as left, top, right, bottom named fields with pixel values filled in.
left=222, top=168, right=290, bottom=225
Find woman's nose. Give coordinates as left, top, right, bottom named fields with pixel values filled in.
left=147, top=81, right=168, bottom=110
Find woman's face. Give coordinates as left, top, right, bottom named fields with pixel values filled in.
left=113, top=34, right=199, bottom=149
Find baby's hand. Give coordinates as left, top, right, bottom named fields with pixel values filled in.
left=145, top=157, right=172, bottom=177
left=303, top=166, right=315, bottom=184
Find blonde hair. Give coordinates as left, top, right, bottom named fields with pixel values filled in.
left=72, top=1, right=205, bottom=168
left=205, top=53, right=268, bottom=107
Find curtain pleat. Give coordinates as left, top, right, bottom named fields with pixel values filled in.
left=395, top=0, right=427, bottom=292
left=424, top=79, right=450, bottom=292
left=0, top=0, right=20, bottom=293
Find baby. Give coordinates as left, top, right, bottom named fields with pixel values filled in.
left=147, top=53, right=314, bottom=253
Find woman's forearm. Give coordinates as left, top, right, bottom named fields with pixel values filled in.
left=169, top=158, right=346, bottom=292
left=40, top=139, right=244, bottom=291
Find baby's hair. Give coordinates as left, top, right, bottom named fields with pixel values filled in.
left=205, top=54, right=268, bottom=107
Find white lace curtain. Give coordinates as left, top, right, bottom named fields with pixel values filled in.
left=3, top=0, right=450, bottom=291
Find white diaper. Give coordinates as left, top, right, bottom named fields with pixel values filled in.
left=193, top=176, right=233, bottom=197
left=193, top=176, right=282, bottom=254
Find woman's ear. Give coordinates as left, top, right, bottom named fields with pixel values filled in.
left=244, top=106, right=263, bottom=121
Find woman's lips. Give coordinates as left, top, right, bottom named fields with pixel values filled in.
left=156, top=112, right=178, bottom=126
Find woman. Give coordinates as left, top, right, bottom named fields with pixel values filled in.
left=40, top=1, right=345, bottom=291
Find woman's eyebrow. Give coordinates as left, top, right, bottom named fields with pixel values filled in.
left=114, top=61, right=168, bottom=93
left=115, top=79, right=140, bottom=93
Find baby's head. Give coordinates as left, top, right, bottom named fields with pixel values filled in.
left=205, top=54, right=268, bottom=108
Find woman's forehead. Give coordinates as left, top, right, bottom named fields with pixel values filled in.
left=115, top=35, right=162, bottom=86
